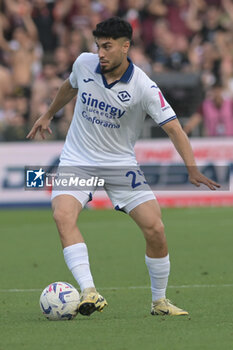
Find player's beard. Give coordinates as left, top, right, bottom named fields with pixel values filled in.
left=100, top=60, right=122, bottom=74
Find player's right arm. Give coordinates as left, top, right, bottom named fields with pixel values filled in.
left=27, top=79, right=78, bottom=139
left=142, top=80, right=220, bottom=190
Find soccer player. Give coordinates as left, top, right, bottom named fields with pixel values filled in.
left=27, top=17, right=220, bottom=316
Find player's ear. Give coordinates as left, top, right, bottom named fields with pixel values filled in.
left=122, top=39, right=130, bottom=54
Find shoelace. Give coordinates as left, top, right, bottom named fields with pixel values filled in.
left=153, top=298, right=175, bottom=307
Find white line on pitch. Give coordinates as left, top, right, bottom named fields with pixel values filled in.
left=100, top=284, right=233, bottom=290
left=0, top=284, right=232, bottom=293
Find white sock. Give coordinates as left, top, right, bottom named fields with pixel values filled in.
left=63, top=243, right=95, bottom=292
left=145, top=254, right=170, bottom=302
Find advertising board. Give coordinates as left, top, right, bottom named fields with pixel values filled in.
left=0, top=139, right=232, bottom=208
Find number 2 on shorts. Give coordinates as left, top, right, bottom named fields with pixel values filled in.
left=126, top=170, right=148, bottom=189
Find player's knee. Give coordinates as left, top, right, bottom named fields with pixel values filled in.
left=53, top=206, right=75, bottom=228
left=143, top=220, right=165, bottom=241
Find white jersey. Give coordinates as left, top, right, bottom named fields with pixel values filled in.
left=60, top=53, right=176, bottom=166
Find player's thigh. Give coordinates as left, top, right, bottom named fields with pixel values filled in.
left=129, top=199, right=163, bottom=233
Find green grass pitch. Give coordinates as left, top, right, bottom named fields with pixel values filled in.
left=0, top=207, right=232, bottom=350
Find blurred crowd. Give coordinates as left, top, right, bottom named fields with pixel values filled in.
left=0, top=0, right=233, bottom=140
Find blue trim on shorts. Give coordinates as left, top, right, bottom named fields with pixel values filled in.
left=114, top=205, right=127, bottom=214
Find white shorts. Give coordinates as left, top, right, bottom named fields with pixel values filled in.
left=51, top=165, right=156, bottom=214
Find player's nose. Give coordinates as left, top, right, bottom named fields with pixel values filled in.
left=98, top=47, right=105, bottom=58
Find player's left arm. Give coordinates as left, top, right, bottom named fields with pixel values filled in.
left=162, top=118, right=221, bottom=190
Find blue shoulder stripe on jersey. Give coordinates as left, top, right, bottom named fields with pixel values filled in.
left=159, top=115, right=177, bottom=126
left=95, top=57, right=134, bottom=89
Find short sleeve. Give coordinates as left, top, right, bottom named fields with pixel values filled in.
left=143, top=83, right=177, bottom=126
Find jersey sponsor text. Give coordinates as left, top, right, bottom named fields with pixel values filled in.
left=81, top=92, right=125, bottom=119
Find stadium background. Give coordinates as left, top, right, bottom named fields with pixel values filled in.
left=0, top=2, right=233, bottom=350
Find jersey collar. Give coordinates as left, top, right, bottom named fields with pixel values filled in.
left=95, top=57, right=134, bottom=89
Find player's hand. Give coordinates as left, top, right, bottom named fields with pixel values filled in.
left=26, top=115, right=52, bottom=140
left=188, top=170, right=221, bottom=190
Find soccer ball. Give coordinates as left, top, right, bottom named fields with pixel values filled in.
left=39, top=282, right=80, bottom=320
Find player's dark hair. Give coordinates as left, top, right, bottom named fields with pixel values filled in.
left=93, top=17, right=132, bottom=41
